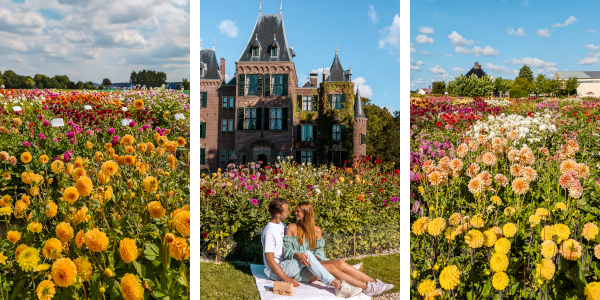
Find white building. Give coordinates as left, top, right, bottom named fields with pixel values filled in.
left=417, top=88, right=428, bottom=95
left=554, top=71, right=600, bottom=97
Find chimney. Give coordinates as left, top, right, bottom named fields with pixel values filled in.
left=220, top=58, right=225, bottom=81
left=309, top=71, right=318, bottom=87
left=474, top=62, right=480, bottom=69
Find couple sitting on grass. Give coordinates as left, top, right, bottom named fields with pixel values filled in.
left=261, top=198, right=393, bottom=297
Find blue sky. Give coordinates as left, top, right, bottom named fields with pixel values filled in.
left=410, top=0, right=600, bottom=90
left=1, top=0, right=189, bottom=83
left=200, top=0, right=400, bottom=111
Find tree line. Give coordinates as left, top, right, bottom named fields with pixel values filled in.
left=362, top=97, right=399, bottom=169
left=0, top=71, right=96, bottom=90
left=429, top=65, right=580, bottom=97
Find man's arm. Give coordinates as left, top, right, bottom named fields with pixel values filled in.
left=265, top=252, right=300, bottom=287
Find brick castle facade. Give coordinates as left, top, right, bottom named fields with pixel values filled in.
left=200, top=10, right=367, bottom=171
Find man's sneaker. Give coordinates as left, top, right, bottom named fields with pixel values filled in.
left=334, top=280, right=362, bottom=298
left=351, top=262, right=363, bottom=271
left=363, top=281, right=389, bottom=297
left=376, top=279, right=394, bottom=292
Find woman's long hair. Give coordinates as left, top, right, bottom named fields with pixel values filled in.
left=296, top=201, right=316, bottom=250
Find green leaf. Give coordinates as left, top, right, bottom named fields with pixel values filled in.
left=152, top=289, right=170, bottom=300
left=9, top=278, right=27, bottom=300
left=134, top=261, right=146, bottom=278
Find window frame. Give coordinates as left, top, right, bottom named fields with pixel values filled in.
left=270, top=107, right=283, bottom=131
left=228, top=96, right=234, bottom=109
left=228, top=120, right=234, bottom=132
left=302, top=124, right=313, bottom=142
left=301, top=150, right=312, bottom=164
left=222, top=120, right=227, bottom=132
left=252, top=47, right=259, bottom=57
left=246, top=75, right=258, bottom=96
left=302, top=95, right=312, bottom=111
left=332, top=125, right=342, bottom=142
left=244, top=108, right=257, bottom=130
left=272, top=47, right=278, bottom=56
left=221, top=150, right=226, bottom=162
left=271, top=74, right=283, bottom=96
left=222, top=96, right=228, bottom=109
left=332, top=94, right=342, bottom=109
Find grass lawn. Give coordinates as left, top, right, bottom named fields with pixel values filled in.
left=200, top=253, right=399, bottom=299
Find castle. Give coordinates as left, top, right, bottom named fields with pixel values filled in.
left=200, top=6, right=367, bottom=171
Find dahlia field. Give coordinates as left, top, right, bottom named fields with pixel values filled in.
left=411, top=96, right=600, bottom=299
left=0, top=87, right=190, bottom=299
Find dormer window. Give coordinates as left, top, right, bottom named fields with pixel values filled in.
left=252, top=47, right=259, bottom=57
left=200, top=67, right=204, bottom=77
left=271, top=47, right=278, bottom=56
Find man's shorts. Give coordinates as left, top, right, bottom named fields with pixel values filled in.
left=267, top=259, right=314, bottom=283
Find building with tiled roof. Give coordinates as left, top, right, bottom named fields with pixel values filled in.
left=554, top=71, right=600, bottom=96
left=200, top=5, right=366, bottom=171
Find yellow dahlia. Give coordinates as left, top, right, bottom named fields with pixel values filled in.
left=146, top=201, right=166, bottom=218
left=483, top=229, right=497, bottom=247
left=63, top=187, right=79, bottom=204
left=535, top=258, right=555, bottom=280
left=55, top=222, right=74, bottom=242
left=51, top=258, right=77, bottom=287
left=490, top=253, right=508, bottom=273
left=561, top=239, right=582, bottom=261
left=17, top=247, right=40, bottom=272
left=583, top=223, right=599, bottom=241
left=412, top=217, right=430, bottom=235
left=465, top=230, right=484, bottom=248
left=417, top=279, right=436, bottom=296
left=492, top=272, right=509, bottom=290
left=173, top=210, right=190, bottom=237
left=74, top=257, right=93, bottom=282
left=42, top=238, right=63, bottom=260
left=541, top=240, right=558, bottom=259
left=585, top=282, right=600, bottom=300
left=36, top=280, right=56, bottom=300
left=169, top=237, right=190, bottom=261
left=427, top=218, right=446, bottom=237
left=119, top=238, right=139, bottom=263
left=494, top=238, right=511, bottom=255
left=75, top=176, right=93, bottom=197
left=84, top=228, right=109, bottom=252
left=439, top=265, right=460, bottom=290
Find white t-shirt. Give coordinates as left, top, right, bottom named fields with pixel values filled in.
left=261, top=221, right=286, bottom=278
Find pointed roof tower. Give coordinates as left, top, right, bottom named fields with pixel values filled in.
left=238, top=12, right=292, bottom=62
left=354, top=85, right=366, bottom=119
left=328, top=45, right=344, bottom=82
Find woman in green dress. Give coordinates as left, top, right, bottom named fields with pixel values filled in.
left=283, top=201, right=393, bottom=295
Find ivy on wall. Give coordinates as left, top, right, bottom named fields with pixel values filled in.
left=317, top=82, right=355, bottom=162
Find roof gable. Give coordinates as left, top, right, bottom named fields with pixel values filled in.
left=200, top=49, right=222, bottom=80
left=238, top=14, right=292, bottom=62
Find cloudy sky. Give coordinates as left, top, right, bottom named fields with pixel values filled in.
left=411, top=0, right=600, bottom=90
left=0, top=0, right=189, bottom=84
left=200, top=0, right=399, bottom=111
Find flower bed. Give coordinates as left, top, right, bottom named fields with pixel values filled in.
left=411, top=96, right=600, bottom=299
left=200, top=157, right=399, bottom=262
left=0, top=87, right=190, bottom=299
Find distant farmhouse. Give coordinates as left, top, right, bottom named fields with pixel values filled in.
left=465, top=62, right=487, bottom=78
left=554, top=71, right=600, bottom=97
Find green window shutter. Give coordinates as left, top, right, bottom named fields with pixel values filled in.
left=282, top=74, right=288, bottom=96
left=312, top=125, right=318, bottom=142
left=200, top=148, right=205, bottom=164
left=296, top=125, right=301, bottom=142
left=256, top=107, right=262, bottom=130
left=200, top=122, right=206, bottom=138
left=238, top=74, right=245, bottom=96
left=264, top=107, right=270, bottom=130
left=312, top=95, right=318, bottom=111
left=257, top=74, right=263, bottom=96
left=295, top=150, right=301, bottom=164
left=341, top=94, right=346, bottom=109
left=237, top=107, right=244, bottom=130
left=264, top=74, right=271, bottom=96
left=282, top=107, right=288, bottom=130
left=297, top=95, right=302, bottom=110
left=328, top=94, right=332, bottom=109
left=201, top=92, right=207, bottom=107
left=341, top=124, right=345, bottom=142
left=328, top=150, right=332, bottom=166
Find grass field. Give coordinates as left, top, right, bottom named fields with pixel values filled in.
left=200, top=253, right=399, bottom=299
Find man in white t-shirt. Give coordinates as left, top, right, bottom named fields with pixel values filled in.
left=261, top=198, right=363, bottom=297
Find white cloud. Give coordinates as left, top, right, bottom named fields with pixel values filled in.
left=410, top=42, right=416, bottom=53
left=378, top=14, right=399, bottom=50
left=564, top=68, right=569, bottom=71
left=552, top=16, right=577, bottom=27
left=410, top=77, right=426, bottom=87
left=507, top=27, right=526, bottom=36
left=504, top=57, right=558, bottom=72
left=410, top=57, right=425, bottom=70
left=535, top=69, right=545, bottom=75
left=310, top=67, right=330, bottom=85
left=352, top=76, right=373, bottom=98
left=224, top=72, right=235, bottom=83
left=442, top=53, right=452, bottom=57
left=579, top=57, right=600, bottom=65
left=584, top=44, right=600, bottom=51
left=454, top=45, right=500, bottom=56
left=419, top=26, right=434, bottom=34
left=0, top=0, right=190, bottom=82
left=588, top=29, right=598, bottom=34
left=513, top=70, right=519, bottom=75
left=429, top=65, right=446, bottom=74
left=452, top=67, right=465, bottom=72
left=536, top=28, right=552, bottom=37
left=415, top=34, right=433, bottom=44
left=368, top=5, right=378, bottom=24
left=219, top=20, right=238, bottom=38
left=420, top=50, right=430, bottom=55
left=484, top=62, right=510, bottom=74
left=447, top=31, right=474, bottom=46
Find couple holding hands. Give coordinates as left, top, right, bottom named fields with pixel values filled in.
left=261, top=198, right=394, bottom=297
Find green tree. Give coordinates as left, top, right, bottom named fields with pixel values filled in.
left=494, top=77, right=513, bottom=92
left=83, top=81, right=96, bottom=90
left=130, top=69, right=167, bottom=87
left=182, top=78, right=190, bottom=90
left=517, top=65, right=534, bottom=83
left=102, top=78, right=112, bottom=86
left=3, top=70, right=20, bottom=89
left=534, top=74, right=548, bottom=95
left=362, top=97, right=399, bottom=168
left=510, top=78, right=533, bottom=93
left=446, top=74, right=494, bottom=97
left=564, top=76, right=580, bottom=96
left=431, top=81, right=446, bottom=94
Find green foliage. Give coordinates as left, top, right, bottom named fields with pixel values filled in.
left=494, top=77, right=512, bottom=92
left=130, top=69, right=167, bottom=87
left=518, top=64, right=534, bottom=83
left=446, top=74, right=494, bottom=97
left=511, top=77, right=533, bottom=93
left=182, top=78, right=190, bottom=90
left=508, top=90, right=530, bottom=98
left=102, top=78, right=112, bottom=86
left=431, top=81, right=446, bottom=94
left=565, top=76, right=580, bottom=96
left=363, top=98, right=399, bottom=168
left=317, top=82, right=355, bottom=162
